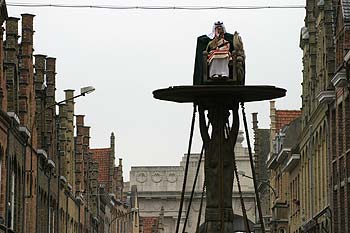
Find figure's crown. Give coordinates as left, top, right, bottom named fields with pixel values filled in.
left=214, top=21, right=223, bottom=27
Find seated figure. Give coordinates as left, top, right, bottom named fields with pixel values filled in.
left=206, top=21, right=231, bottom=78
left=193, top=21, right=245, bottom=85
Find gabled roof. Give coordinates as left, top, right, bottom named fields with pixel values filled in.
left=90, top=148, right=112, bottom=190
left=275, top=110, right=301, bottom=133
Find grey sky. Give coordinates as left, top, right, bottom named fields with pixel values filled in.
left=8, top=0, right=305, bottom=180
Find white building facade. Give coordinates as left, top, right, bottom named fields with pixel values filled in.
left=129, top=132, right=256, bottom=233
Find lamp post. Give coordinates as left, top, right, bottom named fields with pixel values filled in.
left=27, top=86, right=95, bottom=233
left=28, top=86, right=95, bottom=196
left=109, top=207, right=138, bottom=233
left=237, top=170, right=276, bottom=233
left=237, top=170, right=277, bottom=198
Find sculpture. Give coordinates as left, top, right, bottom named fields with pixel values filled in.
left=193, top=21, right=246, bottom=85
left=153, top=21, right=286, bottom=233
left=199, top=103, right=240, bottom=232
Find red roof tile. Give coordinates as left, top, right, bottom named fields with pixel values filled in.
left=275, top=110, right=301, bottom=132
left=90, top=148, right=112, bottom=191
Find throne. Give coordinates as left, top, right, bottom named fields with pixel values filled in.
left=202, top=51, right=245, bottom=85
left=193, top=33, right=245, bottom=86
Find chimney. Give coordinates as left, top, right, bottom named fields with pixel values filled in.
left=45, top=57, right=56, bottom=105
left=88, top=160, right=99, bottom=216
left=269, top=101, right=276, bottom=154
left=0, top=0, right=7, bottom=108
left=252, top=112, right=258, bottom=131
left=109, top=132, right=115, bottom=192
left=82, top=125, right=90, bottom=196
left=252, top=112, right=259, bottom=180
left=34, top=54, right=46, bottom=149
left=75, top=115, right=85, bottom=193
left=117, top=158, right=124, bottom=200
left=19, top=14, right=35, bottom=127
left=45, top=57, right=56, bottom=159
left=5, top=17, right=20, bottom=113
left=110, top=132, right=115, bottom=157
left=76, top=115, right=85, bottom=127
left=58, top=104, right=68, bottom=179
left=64, top=90, right=75, bottom=193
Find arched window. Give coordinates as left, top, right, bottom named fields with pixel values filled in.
left=279, top=228, right=286, bottom=233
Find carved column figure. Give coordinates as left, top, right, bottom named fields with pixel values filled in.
left=198, top=102, right=239, bottom=232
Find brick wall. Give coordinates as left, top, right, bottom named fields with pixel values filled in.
left=141, top=217, right=158, bottom=233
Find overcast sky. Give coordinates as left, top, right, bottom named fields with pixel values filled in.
left=8, top=0, right=305, bottom=180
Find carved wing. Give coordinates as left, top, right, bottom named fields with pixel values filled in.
left=233, top=31, right=245, bottom=56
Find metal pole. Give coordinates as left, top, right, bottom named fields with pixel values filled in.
left=56, top=115, right=60, bottom=233
left=47, top=172, right=51, bottom=233
left=241, top=103, right=265, bottom=233
left=175, top=104, right=197, bottom=233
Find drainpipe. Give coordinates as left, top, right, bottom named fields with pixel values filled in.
left=325, top=109, right=332, bottom=233
left=56, top=115, right=60, bottom=233
left=78, top=201, right=81, bottom=233
left=308, top=124, right=314, bottom=220
left=47, top=170, right=51, bottom=233
left=66, top=191, right=68, bottom=233
left=22, top=137, right=26, bottom=233
left=5, top=123, right=11, bottom=232
left=35, top=150, right=39, bottom=232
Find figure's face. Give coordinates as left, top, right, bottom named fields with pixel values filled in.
left=215, top=26, right=224, bottom=37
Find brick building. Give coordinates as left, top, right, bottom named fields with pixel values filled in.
left=90, top=134, right=124, bottom=200
left=266, top=102, right=301, bottom=233
left=328, top=0, right=350, bottom=232
left=252, top=112, right=271, bottom=232
left=1, top=12, right=39, bottom=233
left=90, top=134, right=135, bottom=233
left=0, top=4, right=132, bottom=232
left=299, top=0, right=336, bottom=232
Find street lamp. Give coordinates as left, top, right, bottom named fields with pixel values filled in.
left=237, top=170, right=277, bottom=233
left=26, top=86, right=95, bottom=233
left=109, top=207, right=138, bottom=233
left=27, top=86, right=96, bottom=197
left=237, top=170, right=277, bottom=199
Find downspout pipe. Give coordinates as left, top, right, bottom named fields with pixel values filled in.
left=47, top=171, right=51, bottom=233
left=66, top=191, right=68, bottom=233
left=56, top=115, right=60, bottom=233
left=78, top=201, right=81, bottom=233
left=5, top=122, right=11, bottom=232
left=22, top=136, right=26, bottom=233
left=308, top=124, right=314, bottom=219
left=325, top=105, right=332, bottom=233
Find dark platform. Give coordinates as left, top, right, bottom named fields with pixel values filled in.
left=153, top=85, right=286, bottom=104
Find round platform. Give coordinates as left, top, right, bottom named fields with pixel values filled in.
left=153, top=85, right=286, bottom=104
